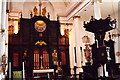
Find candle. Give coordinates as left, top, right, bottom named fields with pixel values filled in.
left=96, top=40, right=98, bottom=48
left=22, top=62, right=25, bottom=78
left=9, top=62, right=11, bottom=78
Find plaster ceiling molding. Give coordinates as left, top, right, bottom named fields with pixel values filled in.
left=59, top=0, right=92, bottom=21
left=63, top=0, right=71, bottom=7
left=49, top=0, right=84, bottom=20
left=10, top=0, right=36, bottom=2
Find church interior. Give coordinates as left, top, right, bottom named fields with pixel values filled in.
left=0, top=0, right=120, bottom=80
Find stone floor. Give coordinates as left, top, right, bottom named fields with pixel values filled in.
left=26, top=74, right=120, bottom=80
left=4, top=74, right=120, bottom=80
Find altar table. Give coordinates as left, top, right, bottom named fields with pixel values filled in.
left=33, top=69, right=54, bottom=78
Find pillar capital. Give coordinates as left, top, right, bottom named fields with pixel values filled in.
left=60, top=23, right=73, bottom=26
left=70, top=68, right=74, bottom=70
left=73, top=16, right=80, bottom=20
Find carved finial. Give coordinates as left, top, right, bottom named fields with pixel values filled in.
left=42, top=7, right=46, bottom=16
left=30, top=11, right=33, bottom=18
left=90, top=16, right=95, bottom=21
left=21, top=13, right=22, bottom=18
left=84, top=21, right=86, bottom=25
left=57, top=15, right=59, bottom=21
left=47, top=12, right=50, bottom=19
left=107, top=14, right=111, bottom=20
left=112, top=19, right=117, bottom=28
left=33, top=6, right=38, bottom=16
left=113, top=19, right=117, bottom=24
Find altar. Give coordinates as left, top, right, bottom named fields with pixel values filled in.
left=33, top=69, right=54, bottom=78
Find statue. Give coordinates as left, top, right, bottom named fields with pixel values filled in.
left=52, top=50, right=58, bottom=65
left=33, top=6, right=38, bottom=16
left=42, top=7, right=46, bottom=16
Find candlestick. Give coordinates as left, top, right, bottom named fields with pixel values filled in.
left=40, top=56, right=43, bottom=69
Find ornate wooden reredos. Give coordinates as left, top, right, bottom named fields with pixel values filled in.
left=8, top=14, right=70, bottom=78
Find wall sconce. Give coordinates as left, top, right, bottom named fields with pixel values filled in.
left=0, top=28, right=5, bottom=34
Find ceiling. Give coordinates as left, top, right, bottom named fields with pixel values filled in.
left=8, top=0, right=120, bottom=22
left=79, top=0, right=119, bottom=21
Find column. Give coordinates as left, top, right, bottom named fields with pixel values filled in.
left=0, top=0, right=2, bottom=26
left=0, top=0, right=7, bottom=78
left=5, top=12, right=9, bottom=76
left=69, top=26, right=76, bottom=75
left=0, top=0, right=7, bottom=56
left=73, top=16, right=83, bottom=74
left=93, top=0, right=101, bottom=19
left=0, top=0, right=5, bottom=64
left=0, top=1, right=2, bottom=79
